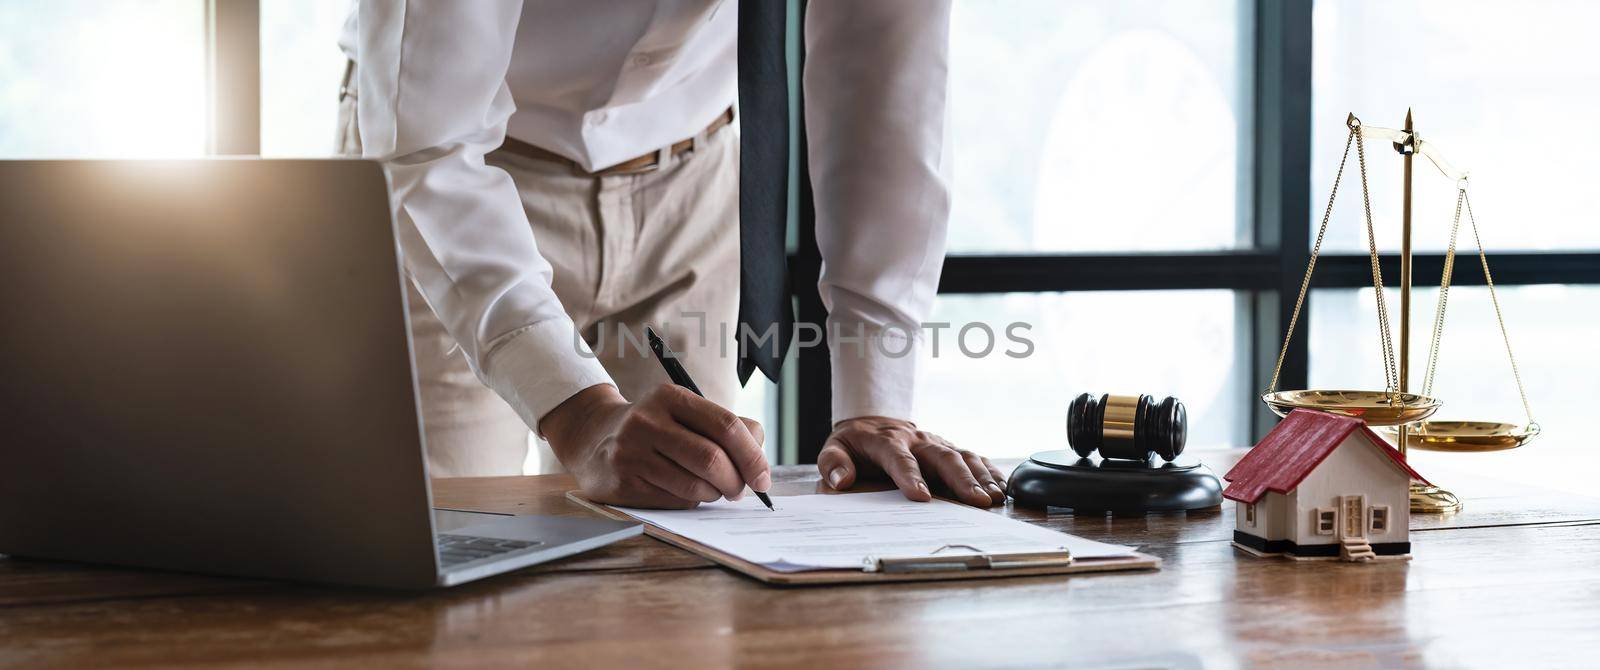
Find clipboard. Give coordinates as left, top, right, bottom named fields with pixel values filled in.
left=567, top=492, right=1162, bottom=586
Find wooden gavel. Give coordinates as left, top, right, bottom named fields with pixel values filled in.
left=1067, top=393, right=1187, bottom=462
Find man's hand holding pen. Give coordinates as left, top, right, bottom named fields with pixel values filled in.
left=542, top=383, right=771, bottom=510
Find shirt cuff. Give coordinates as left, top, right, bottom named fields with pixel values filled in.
left=829, top=326, right=919, bottom=424
left=480, top=319, right=616, bottom=436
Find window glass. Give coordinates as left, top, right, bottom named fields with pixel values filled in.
left=1309, top=285, right=1598, bottom=497
left=945, top=0, right=1249, bottom=253
left=913, top=290, right=1249, bottom=460
left=1312, top=0, right=1600, bottom=252
left=260, top=0, right=349, bottom=156
left=0, top=0, right=205, bottom=157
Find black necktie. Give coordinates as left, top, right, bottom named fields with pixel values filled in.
left=736, top=0, right=794, bottom=385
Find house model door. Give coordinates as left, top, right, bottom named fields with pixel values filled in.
left=1341, top=495, right=1366, bottom=539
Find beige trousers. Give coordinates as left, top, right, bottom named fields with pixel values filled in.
left=338, top=89, right=741, bottom=477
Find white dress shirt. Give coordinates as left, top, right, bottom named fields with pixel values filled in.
left=355, top=0, right=951, bottom=432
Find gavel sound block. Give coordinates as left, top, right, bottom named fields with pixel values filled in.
left=1007, top=393, right=1224, bottom=514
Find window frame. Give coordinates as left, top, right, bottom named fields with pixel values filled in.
left=1370, top=505, right=1389, bottom=533
left=787, top=0, right=1600, bottom=462
left=1315, top=508, right=1337, bottom=535
left=207, top=0, right=260, bottom=155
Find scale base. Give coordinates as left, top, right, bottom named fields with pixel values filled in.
left=1007, top=451, right=1223, bottom=514
left=1410, top=482, right=1462, bottom=514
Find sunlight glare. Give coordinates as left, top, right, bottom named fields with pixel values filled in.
left=0, top=0, right=205, bottom=158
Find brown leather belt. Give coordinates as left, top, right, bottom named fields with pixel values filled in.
left=498, top=107, right=735, bottom=177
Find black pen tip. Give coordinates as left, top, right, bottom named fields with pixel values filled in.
left=755, top=491, right=774, bottom=511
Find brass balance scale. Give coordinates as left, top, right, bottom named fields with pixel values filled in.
left=1261, top=110, right=1539, bottom=514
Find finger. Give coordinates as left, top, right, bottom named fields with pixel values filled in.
left=642, top=453, right=723, bottom=504
left=741, top=417, right=766, bottom=448
left=962, top=451, right=1006, bottom=505
left=863, top=436, right=931, bottom=502
left=987, top=462, right=1009, bottom=489
left=653, top=423, right=746, bottom=501
left=660, top=386, right=772, bottom=493
left=918, top=444, right=990, bottom=507
left=816, top=439, right=856, bottom=491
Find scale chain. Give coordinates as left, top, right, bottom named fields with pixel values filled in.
left=1354, top=126, right=1401, bottom=397
left=1421, top=188, right=1466, bottom=399
left=1416, top=186, right=1537, bottom=432
left=1266, top=120, right=1400, bottom=397
left=1267, top=126, right=1352, bottom=395
left=1465, top=192, right=1538, bottom=429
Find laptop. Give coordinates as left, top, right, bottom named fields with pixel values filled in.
left=0, top=159, right=640, bottom=589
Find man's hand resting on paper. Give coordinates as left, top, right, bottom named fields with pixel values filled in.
left=817, top=417, right=1008, bottom=508
left=540, top=384, right=771, bottom=509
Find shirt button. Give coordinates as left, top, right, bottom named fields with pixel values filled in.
left=631, top=54, right=652, bottom=67
left=589, top=110, right=609, bottom=126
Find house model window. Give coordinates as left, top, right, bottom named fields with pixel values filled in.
left=1315, top=508, right=1336, bottom=535
left=1245, top=503, right=1256, bottom=527
left=1370, top=505, right=1389, bottom=533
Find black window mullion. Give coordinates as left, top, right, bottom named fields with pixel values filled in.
left=792, top=150, right=831, bottom=465
left=938, top=253, right=1277, bottom=293
left=790, top=0, right=832, bottom=465
left=1313, top=253, right=1600, bottom=288
left=1250, top=0, right=1314, bottom=439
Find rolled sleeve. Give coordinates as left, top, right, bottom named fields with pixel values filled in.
left=828, top=324, right=920, bottom=422
left=481, top=321, right=614, bottom=435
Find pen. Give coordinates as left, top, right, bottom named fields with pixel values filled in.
left=645, top=326, right=775, bottom=511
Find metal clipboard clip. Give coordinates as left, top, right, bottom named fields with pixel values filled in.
left=863, top=544, right=1074, bottom=574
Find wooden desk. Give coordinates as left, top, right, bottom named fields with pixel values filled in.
left=4, top=451, right=1599, bottom=669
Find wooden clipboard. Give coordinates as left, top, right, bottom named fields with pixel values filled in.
left=567, top=492, right=1161, bottom=586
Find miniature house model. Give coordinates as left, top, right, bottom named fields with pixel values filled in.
left=1224, top=409, right=1428, bottom=561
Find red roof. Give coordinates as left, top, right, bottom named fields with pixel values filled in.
left=1223, top=409, right=1430, bottom=504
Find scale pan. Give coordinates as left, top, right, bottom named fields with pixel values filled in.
left=1262, top=390, right=1441, bottom=427
left=1390, top=421, right=1538, bottom=452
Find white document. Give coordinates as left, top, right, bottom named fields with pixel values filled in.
left=616, top=491, right=1137, bottom=573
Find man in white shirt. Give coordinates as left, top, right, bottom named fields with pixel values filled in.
left=349, top=0, right=1007, bottom=509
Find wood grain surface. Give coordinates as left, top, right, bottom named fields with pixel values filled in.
left=3, top=451, right=1598, bottom=669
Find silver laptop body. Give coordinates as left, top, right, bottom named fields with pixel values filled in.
left=0, top=159, right=639, bottom=589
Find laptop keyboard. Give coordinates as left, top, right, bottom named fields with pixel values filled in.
left=436, top=534, right=544, bottom=568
